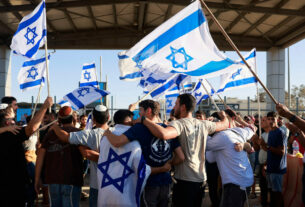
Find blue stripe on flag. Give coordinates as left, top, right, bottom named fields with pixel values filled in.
left=83, top=63, right=95, bottom=70
left=132, top=9, right=206, bottom=64
left=66, top=93, right=84, bottom=109
left=120, top=71, right=143, bottom=80
left=118, top=54, right=129, bottom=59
left=79, top=81, right=98, bottom=87
left=240, top=50, right=256, bottom=64
left=19, top=78, right=44, bottom=89
left=170, top=58, right=235, bottom=76
left=94, top=88, right=109, bottom=97
left=25, top=29, right=47, bottom=58
left=135, top=155, right=147, bottom=207
left=14, top=1, right=45, bottom=36
left=217, top=77, right=257, bottom=93
left=22, top=55, right=49, bottom=67
left=151, top=79, right=176, bottom=98
left=165, top=94, right=179, bottom=98
left=58, top=100, right=68, bottom=105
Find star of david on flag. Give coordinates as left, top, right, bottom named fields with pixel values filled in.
left=17, top=55, right=50, bottom=91
left=80, top=62, right=99, bottom=87
left=217, top=49, right=257, bottom=94
left=191, top=78, right=214, bottom=105
left=63, top=86, right=110, bottom=110
left=10, top=0, right=47, bottom=59
left=118, top=0, right=242, bottom=79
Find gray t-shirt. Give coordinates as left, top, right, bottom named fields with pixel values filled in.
left=169, top=118, right=216, bottom=182
left=69, top=128, right=105, bottom=189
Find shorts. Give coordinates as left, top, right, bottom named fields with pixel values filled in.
left=266, top=173, right=283, bottom=192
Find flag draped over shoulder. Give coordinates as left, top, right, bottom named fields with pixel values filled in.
left=80, top=62, right=99, bottom=87
left=98, top=125, right=151, bottom=207
left=191, top=79, right=214, bottom=105
left=63, top=86, right=110, bottom=110
left=17, top=55, right=49, bottom=91
left=118, top=0, right=240, bottom=79
left=217, top=49, right=257, bottom=94
left=10, top=0, right=46, bottom=59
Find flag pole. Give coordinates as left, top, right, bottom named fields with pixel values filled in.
left=199, top=79, right=220, bottom=112
left=200, top=0, right=278, bottom=105
left=44, top=40, right=51, bottom=112
left=205, top=79, right=228, bottom=108
left=31, top=84, right=43, bottom=119
left=96, top=60, right=103, bottom=104
left=256, top=84, right=262, bottom=139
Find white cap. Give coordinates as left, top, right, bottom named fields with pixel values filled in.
left=95, top=105, right=107, bottom=112
left=0, top=103, right=8, bottom=110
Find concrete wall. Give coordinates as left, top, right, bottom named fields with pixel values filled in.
left=0, top=46, right=11, bottom=98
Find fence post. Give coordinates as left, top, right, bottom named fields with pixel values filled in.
left=296, top=96, right=299, bottom=115
left=111, top=96, right=114, bottom=120
left=247, top=97, right=250, bottom=115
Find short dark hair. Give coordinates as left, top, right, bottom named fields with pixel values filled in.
left=1, top=96, right=17, bottom=104
left=178, top=93, right=196, bottom=113
left=59, top=116, right=73, bottom=124
left=267, top=111, right=278, bottom=118
left=139, top=100, right=160, bottom=116
left=211, top=112, right=220, bottom=120
left=195, top=110, right=206, bottom=116
left=93, top=108, right=109, bottom=125
left=80, top=114, right=87, bottom=119
left=113, top=110, right=133, bottom=125
left=224, top=109, right=235, bottom=118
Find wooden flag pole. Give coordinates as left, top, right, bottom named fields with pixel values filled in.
left=31, top=84, right=43, bottom=119
left=200, top=0, right=278, bottom=105
left=44, top=40, right=51, bottom=112
left=205, top=79, right=228, bottom=108
left=199, top=79, right=220, bottom=112
left=95, top=60, right=103, bottom=104
left=256, top=84, right=262, bottom=138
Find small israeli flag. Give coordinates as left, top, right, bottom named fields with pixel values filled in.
left=85, top=112, right=93, bottom=130
left=118, top=0, right=241, bottom=79
left=17, top=56, right=49, bottom=91
left=192, top=79, right=214, bottom=105
left=80, top=62, right=99, bottom=87
left=63, top=86, right=110, bottom=110
left=10, top=0, right=46, bottom=59
left=217, top=49, right=257, bottom=94
left=165, top=93, right=179, bottom=115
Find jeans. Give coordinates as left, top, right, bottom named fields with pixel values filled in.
left=141, top=185, right=170, bottom=207
left=89, top=188, right=98, bottom=207
left=48, top=184, right=81, bottom=207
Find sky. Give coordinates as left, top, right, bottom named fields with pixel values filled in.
left=10, top=38, right=305, bottom=109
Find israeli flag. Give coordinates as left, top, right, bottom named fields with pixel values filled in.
left=58, top=99, right=77, bottom=110
left=63, top=86, right=110, bottom=110
left=17, top=56, right=49, bottom=91
left=10, top=0, right=46, bottom=59
left=98, top=124, right=151, bottom=207
left=85, top=112, right=93, bottom=130
left=217, top=49, right=257, bottom=93
left=118, top=51, right=143, bottom=81
left=80, top=62, right=99, bottom=87
left=165, top=93, right=179, bottom=115
left=118, top=0, right=241, bottom=79
left=192, top=79, right=214, bottom=105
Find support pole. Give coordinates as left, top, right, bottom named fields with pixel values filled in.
left=200, top=0, right=278, bottom=105
left=288, top=48, right=291, bottom=108
left=256, top=85, right=262, bottom=138
left=199, top=79, right=220, bottom=111
left=206, top=79, right=227, bottom=108
left=31, top=84, right=43, bottom=119
left=44, top=41, right=51, bottom=112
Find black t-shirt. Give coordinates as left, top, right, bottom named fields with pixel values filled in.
left=0, top=127, right=29, bottom=187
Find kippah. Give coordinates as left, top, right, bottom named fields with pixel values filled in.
left=95, top=105, right=107, bottom=112
left=58, top=106, right=73, bottom=119
left=0, top=103, right=8, bottom=110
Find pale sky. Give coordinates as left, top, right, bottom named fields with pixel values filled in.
left=10, top=39, right=305, bottom=109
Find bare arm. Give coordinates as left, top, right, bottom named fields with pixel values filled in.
left=150, top=161, right=171, bottom=175
left=78, top=146, right=99, bottom=162
left=103, top=130, right=130, bottom=148
left=215, top=111, right=229, bottom=132
left=171, top=146, right=185, bottom=166
left=259, top=138, right=284, bottom=156
left=35, top=148, right=46, bottom=194
left=25, top=97, right=53, bottom=137
left=285, top=122, right=305, bottom=149
left=277, top=103, right=305, bottom=133
left=0, top=125, right=21, bottom=135
left=50, top=124, right=70, bottom=143
left=142, top=118, right=178, bottom=140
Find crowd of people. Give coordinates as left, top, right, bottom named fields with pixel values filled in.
left=0, top=93, right=305, bottom=207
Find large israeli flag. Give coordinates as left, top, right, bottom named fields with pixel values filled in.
left=17, top=56, right=49, bottom=91
left=63, top=86, right=110, bottom=110
left=118, top=0, right=240, bottom=79
left=217, top=49, right=257, bottom=93
left=98, top=124, right=151, bottom=207
left=192, top=79, right=214, bottom=105
left=80, top=62, right=99, bottom=87
left=10, top=0, right=46, bottom=59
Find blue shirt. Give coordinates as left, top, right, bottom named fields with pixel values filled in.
left=124, top=123, right=180, bottom=186
left=267, top=127, right=287, bottom=174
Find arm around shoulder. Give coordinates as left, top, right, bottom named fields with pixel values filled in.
left=143, top=118, right=179, bottom=140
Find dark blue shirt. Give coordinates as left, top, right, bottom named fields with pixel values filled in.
left=124, top=123, right=180, bottom=186
left=267, top=127, right=287, bottom=174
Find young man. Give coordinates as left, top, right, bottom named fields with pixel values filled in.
left=50, top=105, right=109, bottom=207
left=206, top=109, right=256, bottom=207
left=260, top=111, right=287, bottom=207
left=1, top=96, right=18, bottom=113
left=79, top=114, right=88, bottom=130
left=126, top=94, right=229, bottom=207
left=35, top=106, right=84, bottom=207
left=195, top=110, right=206, bottom=120
left=0, top=97, right=53, bottom=207
left=104, top=100, right=185, bottom=207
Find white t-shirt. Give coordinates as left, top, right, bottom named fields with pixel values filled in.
left=206, top=127, right=254, bottom=188
left=258, top=132, right=269, bottom=165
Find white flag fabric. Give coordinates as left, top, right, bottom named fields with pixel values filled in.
left=217, top=49, right=257, bottom=94
left=58, top=99, right=76, bottom=110
left=17, top=56, right=49, bottom=91
left=118, top=0, right=241, bottom=79
left=80, top=62, right=99, bottom=87
left=63, top=86, right=110, bottom=110
left=98, top=124, right=151, bottom=207
left=191, top=79, right=214, bottom=105
left=85, top=112, right=93, bottom=130
left=118, top=51, right=143, bottom=81
left=10, top=0, right=46, bottom=59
